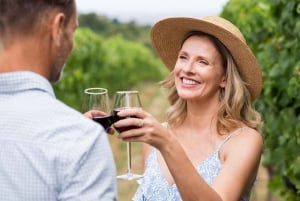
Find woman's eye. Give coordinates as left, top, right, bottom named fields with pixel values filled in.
left=199, top=60, right=208, bottom=65
left=179, top=55, right=187, bottom=60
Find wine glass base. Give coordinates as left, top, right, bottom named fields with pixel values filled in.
left=117, top=173, right=143, bottom=180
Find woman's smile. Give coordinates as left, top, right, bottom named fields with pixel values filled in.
left=181, top=77, right=200, bottom=86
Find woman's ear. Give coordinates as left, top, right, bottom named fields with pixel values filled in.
left=220, top=75, right=227, bottom=88
left=51, top=13, right=65, bottom=46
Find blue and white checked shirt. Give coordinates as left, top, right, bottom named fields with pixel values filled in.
left=0, top=71, right=117, bottom=201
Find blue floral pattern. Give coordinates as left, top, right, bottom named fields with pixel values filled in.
left=133, top=128, right=251, bottom=201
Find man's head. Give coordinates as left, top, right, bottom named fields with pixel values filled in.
left=0, top=0, right=77, bottom=82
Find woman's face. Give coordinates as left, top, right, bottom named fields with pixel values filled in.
left=174, top=35, right=226, bottom=102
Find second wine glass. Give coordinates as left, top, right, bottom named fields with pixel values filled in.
left=112, top=90, right=143, bottom=180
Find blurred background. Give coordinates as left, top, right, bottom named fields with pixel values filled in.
left=53, top=0, right=300, bottom=200
left=76, top=0, right=228, bottom=25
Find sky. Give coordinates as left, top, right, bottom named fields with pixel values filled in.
left=76, top=0, right=229, bottom=25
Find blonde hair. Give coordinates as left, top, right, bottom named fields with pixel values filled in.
left=160, top=32, right=262, bottom=134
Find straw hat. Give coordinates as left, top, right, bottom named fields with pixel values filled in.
left=151, top=16, right=262, bottom=100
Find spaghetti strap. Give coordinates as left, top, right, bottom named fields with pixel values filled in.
left=217, top=127, right=245, bottom=151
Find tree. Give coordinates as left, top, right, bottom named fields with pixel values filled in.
left=222, top=0, right=300, bottom=200
left=53, top=28, right=167, bottom=111
left=78, top=13, right=152, bottom=48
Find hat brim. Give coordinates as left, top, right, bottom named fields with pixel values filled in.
left=151, top=17, right=262, bottom=100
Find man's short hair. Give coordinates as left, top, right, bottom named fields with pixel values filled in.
left=0, top=0, right=75, bottom=42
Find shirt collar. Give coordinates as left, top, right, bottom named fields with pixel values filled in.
left=0, top=71, right=55, bottom=97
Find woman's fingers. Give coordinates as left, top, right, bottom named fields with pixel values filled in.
left=116, top=107, right=146, bottom=119
left=113, top=116, right=146, bottom=129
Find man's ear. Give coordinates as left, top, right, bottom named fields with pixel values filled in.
left=51, top=13, right=65, bottom=46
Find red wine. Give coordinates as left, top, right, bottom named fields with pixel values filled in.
left=112, top=107, right=139, bottom=133
left=92, top=115, right=113, bottom=130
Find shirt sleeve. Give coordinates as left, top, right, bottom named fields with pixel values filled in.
left=57, top=127, right=118, bottom=201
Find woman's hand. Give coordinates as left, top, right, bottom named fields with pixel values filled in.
left=113, top=108, right=174, bottom=150
left=84, top=110, right=115, bottom=135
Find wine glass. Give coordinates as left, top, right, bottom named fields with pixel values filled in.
left=112, top=90, right=143, bottom=180
left=83, top=87, right=113, bottom=131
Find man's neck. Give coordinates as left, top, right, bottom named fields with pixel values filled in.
left=0, top=37, right=51, bottom=77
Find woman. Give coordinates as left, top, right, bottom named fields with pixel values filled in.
left=114, top=16, right=263, bottom=201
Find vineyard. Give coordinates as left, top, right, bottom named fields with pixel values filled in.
left=53, top=0, right=300, bottom=199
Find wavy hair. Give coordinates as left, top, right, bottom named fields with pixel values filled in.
left=160, top=31, right=262, bottom=134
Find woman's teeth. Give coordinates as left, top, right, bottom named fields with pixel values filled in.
left=182, top=78, right=198, bottom=85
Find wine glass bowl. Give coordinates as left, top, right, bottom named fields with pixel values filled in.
left=83, top=88, right=113, bottom=130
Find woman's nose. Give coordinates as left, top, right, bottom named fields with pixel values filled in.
left=182, top=61, right=194, bottom=73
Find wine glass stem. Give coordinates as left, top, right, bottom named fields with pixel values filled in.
left=127, top=142, right=132, bottom=175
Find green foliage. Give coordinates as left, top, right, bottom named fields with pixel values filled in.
left=78, top=13, right=152, bottom=49
left=53, top=28, right=167, bottom=111
left=222, top=0, right=300, bottom=199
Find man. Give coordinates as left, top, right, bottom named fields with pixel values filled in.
left=0, top=1, right=117, bottom=200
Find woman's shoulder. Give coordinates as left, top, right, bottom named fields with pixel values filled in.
left=221, top=127, right=263, bottom=160
left=231, top=126, right=262, bottom=147
left=236, top=127, right=263, bottom=145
